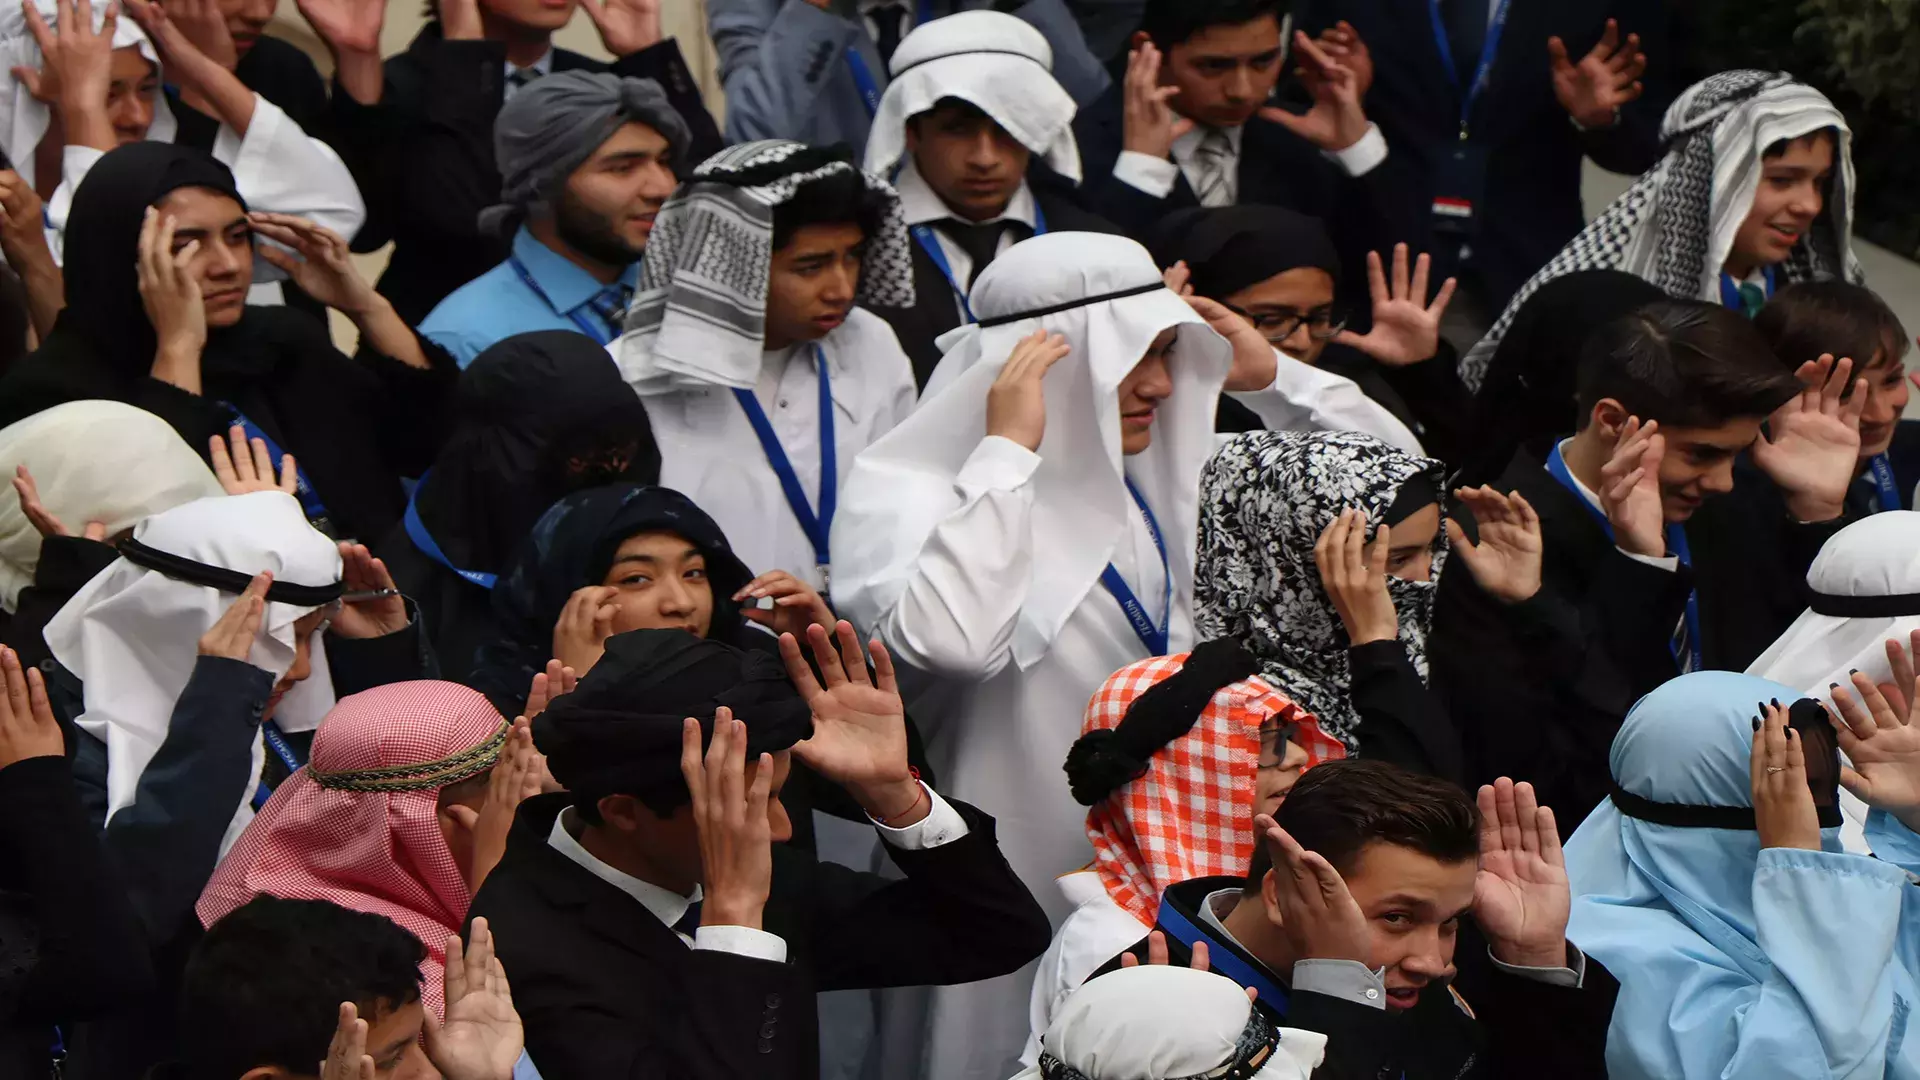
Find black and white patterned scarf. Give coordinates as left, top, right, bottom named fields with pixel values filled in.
left=614, top=139, right=916, bottom=393
left=1460, top=70, right=1860, bottom=391
left=1194, top=431, right=1447, bottom=752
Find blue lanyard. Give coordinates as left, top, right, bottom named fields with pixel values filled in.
left=402, top=470, right=499, bottom=589
left=1099, top=479, right=1171, bottom=656
left=1718, top=265, right=1777, bottom=314
left=909, top=205, right=1048, bottom=324
left=252, top=720, right=303, bottom=810
left=1155, top=892, right=1290, bottom=1012
left=224, top=407, right=330, bottom=531
left=1427, top=0, right=1511, bottom=139
left=731, top=345, right=836, bottom=581
left=1545, top=443, right=1702, bottom=672
left=507, top=256, right=621, bottom=346
left=1866, top=453, right=1903, bottom=513
left=844, top=0, right=937, bottom=117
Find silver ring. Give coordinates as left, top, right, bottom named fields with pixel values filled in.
left=1766, top=766, right=1787, bottom=774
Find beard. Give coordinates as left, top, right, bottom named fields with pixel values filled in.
left=552, top=189, right=645, bottom=268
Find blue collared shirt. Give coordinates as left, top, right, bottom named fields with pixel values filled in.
left=419, top=226, right=640, bottom=368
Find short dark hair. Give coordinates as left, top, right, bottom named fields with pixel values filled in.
left=1266, top=760, right=1478, bottom=877
left=1573, top=299, right=1804, bottom=430
left=1762, top=128, right=1839, bottom=160
left=181, top=896, right=426, bottom=1079
left=1755, top=280, right=1910, bottom=374
left=1140, top=0, right=1284, bottom=49
left=771, top=171, right=890, bottom=252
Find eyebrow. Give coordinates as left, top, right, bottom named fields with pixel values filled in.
left=611, top=547, right=701, bottom=567
left=598, top=149, right=662, bottom=167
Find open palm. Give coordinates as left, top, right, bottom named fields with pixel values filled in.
left=1333, top=245, right=1456, bottom=368
left=425, top=919, right=523, bottom=1080
left=1830, top=640, right=1920, bottom=820
left=1752, top=355, right=1864, bottom=519
left=780, top=622, right=910, bottom=789
left=1447, top=487, right=1542, bottom=605
left=1472, top=779, right=1569, bottom=968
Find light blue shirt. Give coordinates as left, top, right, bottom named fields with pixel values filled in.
left=419, top=226, right=640, bottom=368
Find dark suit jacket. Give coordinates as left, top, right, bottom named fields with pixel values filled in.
left=331, top=26, right=725, bottom=326
left=1433, top=451, right=1843, bottom=832
left=1296, top=0, right=1671, bottom=309
left=867, top=186, right=1123, bottom=387
left=468, top=793, right=1051, bottom=1080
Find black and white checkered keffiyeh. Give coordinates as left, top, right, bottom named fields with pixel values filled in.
left=613, top=139, right=915, bottom=394
left=1460, top=71, right=1862, bottom=391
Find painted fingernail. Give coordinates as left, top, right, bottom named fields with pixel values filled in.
left=1831, top=682, right=1842, bottom=691
left=1771, top=698, right=1781, bottom=708
left=1753, top=717, right=1761, bottom=732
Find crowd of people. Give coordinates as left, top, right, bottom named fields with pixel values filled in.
left=0, top=0, right=1914, bottom=1076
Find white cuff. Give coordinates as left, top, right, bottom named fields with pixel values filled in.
left=1112, top=150, right=1180, bottom=198
left=871, top=783, right=970, bottom=849
left=957, top=435, right=1043, bottom=492
left=1618, top=547, right=1680, bottom=571
left=1321, top=123, right=1387, bottom=177
left=693, top=924, right=789, bottom=963
left=1486, top=943, right=1586, bottom=988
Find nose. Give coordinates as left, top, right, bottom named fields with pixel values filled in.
left=1789, top=179, right=1823, bottom=221
left=821, top=262, right=858, bottom=305
left=641, top=161, right=676, bottom=204
left=241, top=0, right=273, bottom=23
left=966, top=130, right=999, bottom=169
left=1223, top=64, right=1253, bottom=102
left=1701, top=456, right=1737, bottom=495
left=209, top=237, right=244, bottom=279
left=1135, top=354, right=1174, bottom=401
left=657, top=577, right=694, bottom=617
left=1862, top=386, right=1897, bottom=426
left=1398, top=929, right=1453, bottom=980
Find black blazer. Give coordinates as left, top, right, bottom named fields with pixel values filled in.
left=1295, top=0, right=1670, bottom=309
left=867, top=187, right=1124, bottom=387
left=468, top=793, right=1050, bottom=1079
left=1433, top=451, right=1842, bottom=832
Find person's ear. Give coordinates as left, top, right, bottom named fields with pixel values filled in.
left=1590, top=398, right=1630, bottom=440
left=599, top=793, right=646, bottom=832
left=1259, top=868, right=1284, bottom=927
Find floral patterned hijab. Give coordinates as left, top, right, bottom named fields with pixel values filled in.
left=1194, top=431, right=1447, bottom=752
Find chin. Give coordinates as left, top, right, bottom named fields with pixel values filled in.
left=1120, top=434, right=1154, bottom=456
left=205, top=304, right=247, bottom=328
left=1861, top=432, right=1896, bottom=458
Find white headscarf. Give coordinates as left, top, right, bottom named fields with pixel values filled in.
left=832, top=231, right=1230, bottom=670
left=43, top=491, right=340, bottom=843
left=0, top=400, right=223, bottom=611
left=0, top=0, right=173, bottom=169
left=1745, top=511, right=1920, bottom=852
left=862, top=9, right=1081, bottom=183
left=1010, top=966, right=1325, bottom=1080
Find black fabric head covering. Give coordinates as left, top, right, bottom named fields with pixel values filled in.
left=55, top=142, right=246, bottom=376
left=413, top=331, right=660, bottom=576
left=467, top=484, right=754, bottom=715
left=1148, top=205, right=1341, bottom=301
left=1460, top=270, right=1667, bottom=485
left=533, top=628, right=813, bottom=807
left=1063, top=638, right=1257, bottom=805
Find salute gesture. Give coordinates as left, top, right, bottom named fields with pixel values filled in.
left=1548, top=19, right=1646, bottom=131
left=1447, top=487, right=1542, bottom=605
left=985, top=330, right=1070, bottom=451
left=1752, top=354, right=1865, bottom=523
left=139, top=206, right=209, bottom=394
left=781, top=622, right=924, bottom=826
left=1259, top=31, right=1369, bottom=153
left=1314, top=507, right=1398, bottom=647
left=1597, top=415, right=1667, bottom=559
left=1829, top=631, right=1920, bottom=835
left=682, top=708, right=774, bottom=930
left=17, top=0, right=119, bottom=150
left=1119, top=41, right=1194, bottom=161
left=1472, top=778, right=1570, bottom=970
left=1333, top=245, right=1458, bottom=368
left=1255, top=813, right=1372, bottom=965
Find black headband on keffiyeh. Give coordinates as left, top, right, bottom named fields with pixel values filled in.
left=1193, top=431, right=1447, bottom=752
left=1460, top=70, right=1861, bottom=391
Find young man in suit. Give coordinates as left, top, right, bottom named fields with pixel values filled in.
left=1295, top=1, right=1669, bottom=336
left=707, top=0, right=1110, bottom=160
left=468, top=626, right=1050, bottom=1079
left=305, top=0, right=722, bottom=325
left=1434, top=300, right=1862, bottom=833
left=1072, top=0, right=1423, bottom=301
left=859, top=10, right=1122, bottom=385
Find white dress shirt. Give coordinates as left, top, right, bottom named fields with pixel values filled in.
left=1551, top=439, right=1680, bottom=571
left=503, top=48, right=556, bottom=100
left=1112, top=121, right=1390, bottom=201
left=892, top=158, right=1040, bottom=305
left=1261, top=349, right=1425, bottom=453
left=858, top=0, right=917, bottom=50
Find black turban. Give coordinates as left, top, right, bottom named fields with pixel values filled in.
left=1147, top=205, right=1342, bottom=301
left=534, top=629, right=814, bottom=804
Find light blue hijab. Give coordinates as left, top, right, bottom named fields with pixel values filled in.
left=1565, top=670, right=1920, bottom=1080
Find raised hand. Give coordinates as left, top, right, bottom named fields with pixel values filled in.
left=1446, top=487, right=1542, bottom=605
left=1313, top=507, right=1398, bottom=647
left=1332, top=245, right=1457, bottom=368
left=332, top=541, right=408, bottom=639
left=139, top=206, right=208, bottom=394
left=122, top=0, right=254, bottom=133
left=0, top=171, right=51, bottom=265
left=521, top=659, right=577, bottom=722
left=1829, top=635, right=1920, bottom=832
left=984, top=330, right=1070, bottom=451
left=157, top=0, right=236, bottom=70
left=1162, top=259, right=1192, bottom=298
left=1597, top=416, right=1666, bottom=559
left=735, top=570, right=834, bottom=639
left=1472, top=778, right=1569, bottom=969
left=250, top=213, right=383, bottom=317
left=294, top=0, right=385, bottom=56
left=423, top=918, right=523, bottom=1080
left=1548, top=19, right=1646, bottom=130
left=1752, top=354, right=1865, bottom=523
left=550, top=585, right=618, bottom=675
left=1116, top=929, right=1259, bottom=1000
left=1183, top=292, right=1278, bottom=391
left=1752, top=700, right=1821, bottom=851
left=1120, top=41, right=1193, bottom=161
left=20, top=0, right=121, bottom=150
left=13, top=465, right=106, bottom=541
left=580, top=0, right=660, bottom=57
left=460, top=720, right=543, bottom=891
left=1257, top=31, right=1368, bottom=153
left=1256, top=813, right=1372, bottom=965
left=198, top=571, right=269, bottom=663
left=318, top=1002, right=375, bottom=1080
left=1314, top=20, right=1372, bottom=99
left=782, top=622, right=919, bottom=821
left=210, top=424, right=298, bottom=496
left=682, top=710, right=773, bottom=930
left=0, top=646, right=64, bottom=770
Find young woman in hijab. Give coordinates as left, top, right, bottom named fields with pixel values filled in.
left=1026, top=639, right=1344, bottom=1062
left=1195, top=430, right=1547, bottom=779
left=375, top=331, right=660, bottom=679
left=1151, top=205, right=1463, bottom=460
left=0, top=142, right=454, bottom=543
left=1756, top=280, right=1917, bottom=516
left=1563, top=670, right=1920, bottom=1079
left=1462, top=71, right=1860, bottom=390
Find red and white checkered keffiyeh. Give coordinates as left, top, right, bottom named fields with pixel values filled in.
left=196, top=681, right=508, bottom=1015
left=1083, top=653, right=1345, bottom=925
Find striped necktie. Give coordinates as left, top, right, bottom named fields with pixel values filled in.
left=585, top=283, right=633, bottom=339
left=1191, top=128, right=1236, bottom=207
left=506, top=67, right=541, bottom=99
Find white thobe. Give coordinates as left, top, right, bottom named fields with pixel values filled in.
left=1023, top=870, right=1151, bottom=1066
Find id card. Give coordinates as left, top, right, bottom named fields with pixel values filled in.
left=1430, top=142, right=1487, bottom=235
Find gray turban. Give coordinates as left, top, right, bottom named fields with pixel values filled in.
left=478, top=70, right=693, bottom=237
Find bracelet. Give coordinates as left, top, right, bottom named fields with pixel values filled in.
left=873, top=768, right=927, bottom=827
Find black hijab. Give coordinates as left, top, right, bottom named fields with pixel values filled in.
left=1148, top=205, right=1342, bottom=301
left=466, top=484, right=754, bottom=715
left=410, top=332, right=659, bottom=576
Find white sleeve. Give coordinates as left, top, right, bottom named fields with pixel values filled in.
left=44, top=144, right=109, bottom=265
left=217, top=96, right=366, bottom=248
left=869, top=784, right=969, bottom=849
left=871, top=435, right=1041, bottom=681
left=1112, top=151, right=1179, bottom=198
left=1320, top=123, right=1388, bottom=177
left=692, top=924, right=789, bottom=963
left=1225, top=349, right=1424, bottom=454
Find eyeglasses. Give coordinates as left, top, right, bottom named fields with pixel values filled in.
left=1223, top=302, right=1348, bottom=345
left=1258, top=720, right=1298, bottom=771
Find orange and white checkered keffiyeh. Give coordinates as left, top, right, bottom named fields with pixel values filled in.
left=1083, top=653, right=1344, bottom=925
